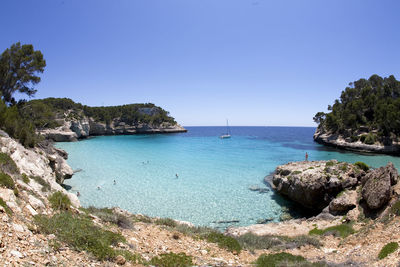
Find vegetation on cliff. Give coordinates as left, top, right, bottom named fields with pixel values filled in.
left=24, top=97, right=177, bottom=128
left=0, top=43, right=178, bottom=147
left=314, top=74, right=400, bottom=144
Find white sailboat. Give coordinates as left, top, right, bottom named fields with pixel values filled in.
left=220, top=119, right=231, bottom=139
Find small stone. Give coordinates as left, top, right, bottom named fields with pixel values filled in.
left=26, top=205, right=38, bottom=216
left=2, top=215, right=8, bottom=222
left=115, top=255, right=126, bottom=265
left=48, top=234, right=56, bottom=240
left=12, top=223, right=24, bottom=233
left=200, top=249, right=208, bottom=255
left=28, top=195, right=45, bottom=210
left=10, top=250, right=23, bottom=258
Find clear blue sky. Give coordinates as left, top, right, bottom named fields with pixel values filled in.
left=1, top=0, right=400, bottom=126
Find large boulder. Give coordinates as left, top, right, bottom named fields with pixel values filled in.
left=361, top=162, right=398, bottom=210
left=329, top=189, right=357, bottom=215
left=270, top=160, right=363, bottom=210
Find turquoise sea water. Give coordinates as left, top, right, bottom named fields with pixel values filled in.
left=57, top=127, right=400, bottom=227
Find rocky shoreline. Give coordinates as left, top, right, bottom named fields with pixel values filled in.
left=38, top=116, right=187, bottom=142
left=313, top=128, right=400, bottom=155
left=267, top=160, right=399, bottom=219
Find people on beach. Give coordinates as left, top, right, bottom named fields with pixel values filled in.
left=305, top=152, right=308, bottom=161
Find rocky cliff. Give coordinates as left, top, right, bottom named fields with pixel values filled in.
left=313, top=128, right=400, bottom=155
left=38, top=117, right=187, bottom=142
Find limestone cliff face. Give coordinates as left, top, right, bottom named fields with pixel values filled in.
left=0, top=132, right=79, bottom=208
left=38, top=116, right=187, bottom=142
left=313, top=128, right=400, bottom=155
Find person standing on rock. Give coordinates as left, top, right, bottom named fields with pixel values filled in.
left=305, top=152, right=308, bottom=161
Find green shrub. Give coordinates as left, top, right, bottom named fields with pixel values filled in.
left=0, top=197, right=12, bottom=215
left=255, top=252, right=306, bottom=267
left=49, top=191, right=71, bottom=211
left=155, top=218, right=178, bottom=227
left=378, top=242, right=399, bottom=259
left=83, top=206, right=132, bottom=229
left=340, top=163, right=348, bottom=172
left=171, top=223, right=241, bottom=253
left=31, top=176, right=51, bottom=192
left=236, top=233, right=282, bottom=250
left=309, top=223, right=354, bottom=238
left=390, top=200, right=400, bottom=216
left=34, top=212, right=128, bottom=261
left=293, top=171, right=302, bottom=175
left=149, top=252, right=193, bottom=267
left=0, top=172, right=15, bottom=189
left=364, top=133, right=376, bottom=145
left=174, top=224, right=215, bottom=236
left=115, top=249, right=143, bottom=263
left=0, top=153, right=19, bottom=174
left=236, top=233, right=320, bottom=250
left=205, top=232, right=241, bottom=253
left=325, top=161, right=335, bottom=167
left=0, top=100, right=39, bottom=148
left=22, top=173, right=30, bottom=184
left=132, top=214, right=153, bottom=223
left=13, top=187, right=19, bottom=197
left=354, top=161, right=369, bottom=171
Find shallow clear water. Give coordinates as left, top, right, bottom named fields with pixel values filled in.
left=57, top=126, right=400, bottom=227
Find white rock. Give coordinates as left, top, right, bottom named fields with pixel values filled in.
left=10, top=250, right=23, bottom=258
left=0, top=188, right=16, bottom=202
left=12, top=223, right=24, bottom=233
left=25, top=205, right=38, bottom=216
left=6, top=201, right=21, bottom=213
left=66, top=192, right=80, bottom=207
left=28, top=195, right=45, bottom=210
left=48, top=234, right=56, bottom=240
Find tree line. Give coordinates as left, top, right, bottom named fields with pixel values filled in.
left=0, top=43, right=176, bottom=147
left=314, top=74, right=400, bottom=144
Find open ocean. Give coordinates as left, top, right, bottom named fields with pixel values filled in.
left=56, top=126, right=400, bottom=228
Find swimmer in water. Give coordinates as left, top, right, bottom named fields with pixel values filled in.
left=113, top=180, right=116, bottom=185
left=77, top=191, right=80, bottom=197
left=97, top=186, right=101, bottom=190
left=176, top=173, right=178, bottom=178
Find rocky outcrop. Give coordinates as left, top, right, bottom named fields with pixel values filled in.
left=313, top=128, right=400, bottom=155
left=0, top=135, right=78, bottom=206
left=361, top=162, right=398, bottom=210
left=329, top=189, right=357, bottom=215
left=269, top=160, right=362, bottom=210
left=39, top=116, right=187, bottom=142
left=270, top=160, right=400, bottom=221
